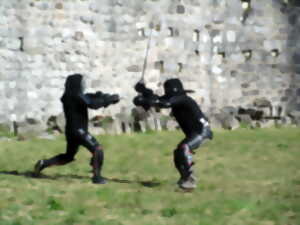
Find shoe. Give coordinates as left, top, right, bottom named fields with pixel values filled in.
left=177, top=174, right=197, bottom=185
left=92, top=176, right=107, bottom=184
left=34, top=160, right=44, bottom=176
left=190, top=174, right=197, bottom=182
left=179, top=175, right=197, bottom=190
left=177, top=177, right=184, bottom=185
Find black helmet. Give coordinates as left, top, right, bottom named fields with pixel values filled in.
left=63, top=73, right=83, bottom=97
left=163, top=78, right=194, bottom=97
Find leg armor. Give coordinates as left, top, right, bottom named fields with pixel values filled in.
left=174, top=143, right=194, bottom=180
left=173, top=133, right=206, bottom=181
left=76, top=129, right=104, bottom=182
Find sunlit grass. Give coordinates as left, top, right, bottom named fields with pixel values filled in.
left=0, top=128, right=299, bottom=225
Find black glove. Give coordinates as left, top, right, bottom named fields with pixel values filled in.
left=103, top=94, right=120, bottom=106
left=134, top=82, right=154, bottom=97
left=95, top=91, right=103, bottom=97
left=135, top=82, right=146, bottom=93
left=109, top=94, right=120, bottom=104
left=101, top=94, right=110, bottom=107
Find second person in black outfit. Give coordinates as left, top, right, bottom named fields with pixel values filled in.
left=133, top=78, right=213, bottom=190
left=34, top=74, right=120, bottom=184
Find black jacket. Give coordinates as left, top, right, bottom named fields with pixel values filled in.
left=61, top=74, right=118, bottom=135
left=134, top=90, right=209, bottom=137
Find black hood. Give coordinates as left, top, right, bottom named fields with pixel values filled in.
left=163, top=78, right=194, bottom=97
left=63, top=74, right=83, bottom=97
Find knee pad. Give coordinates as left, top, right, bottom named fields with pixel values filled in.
left=179, top=144, right=193, bottom=166
left=174, top=144, right=194, bottom=179
left=94, top=147, right=103, bottom=158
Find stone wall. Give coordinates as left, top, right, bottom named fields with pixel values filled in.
left=0, top=0, right=299, bottom=128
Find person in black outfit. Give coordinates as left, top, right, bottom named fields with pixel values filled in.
left=133, top=78, right=213, bottom=189
left=34, top=74, right=120, bottom=184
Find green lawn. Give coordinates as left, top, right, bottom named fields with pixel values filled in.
left=0, top=128, right=299, bottom=225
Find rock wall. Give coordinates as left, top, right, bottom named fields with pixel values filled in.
left=0, top=0, right=299, bottom=128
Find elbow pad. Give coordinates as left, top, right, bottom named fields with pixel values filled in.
left=133, top=95, right=151, bottom=111
left=133, top=95, right=147, bottom=106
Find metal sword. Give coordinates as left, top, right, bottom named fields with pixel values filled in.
left=139, top=28, right=153, bottom=83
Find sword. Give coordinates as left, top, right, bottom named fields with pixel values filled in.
left=139, top=28, right=153, bottom=83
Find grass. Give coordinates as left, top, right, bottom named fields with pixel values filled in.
left=0, top=128, right=299, bottom=225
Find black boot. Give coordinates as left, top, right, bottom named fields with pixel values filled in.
left=33, top=160, right=46, bottom=176
left=91, top=149, right=106, bottom=184
left=92, top=176, right=107, bottom=184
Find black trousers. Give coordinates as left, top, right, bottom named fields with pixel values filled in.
left=174, top=126, right=212, bottom=180
left=42, top=128, right=104, bottom=178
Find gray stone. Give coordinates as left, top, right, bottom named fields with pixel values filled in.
left=253, top=97, right=272, bottom=108
left=103, top=118, right=122, bottom=135
left=116, top=109, right=134, bottom=134
left=17, top=120, right=47, bottom=138
left=214, top=113, right=240, bottom=130
left=209, top=115, right=223, bottom=130
left=239, top=64, right=255, bottom=73
left=165, top=119, right=178, bottom=131
left=89, top=126, right=106, bottom=135
left=287, top=110, right=300, bottom=126
left=176, top=5, right=185, bottom=14
left=294, top=66, right=300, bottom=74
left=131, top=107, right=150, bottom=121
left=55, top=2, right=63, bottom=10
left=241, top=83, right=250, bottom=88
left=288, top=110, right=300, bottom=117
left=80, top=16, right=94, bottom=24
left=126, top=65, right=141, bottom=72
left=6, top=38, right=21, bottom=50
left=74, top=31, right=84, bottom=41
left=38, top=132, right=56, bottom=140
left=209, top=29, right=220, bottom=38
left=279, top=116, right=293, bottom=126
left=56, top=113, right=66, bottom=133
left=285, top=89, right=294, bottom=96
left=288, top=13, right=298, bottom=26
left=26, top=118, right=40, bottom=125
left=258, top=120, right=275, bottom=128
left=0, top=137, right=12, bottom=142
left=37, top=2, right=49, bottom=10
left=280, top=96, right=289, bottom=102
left=220, top=106, right=238, bottom=116
left=236, top=114, right=252, bottom=126
left=243, top=90, right=260, bottom=97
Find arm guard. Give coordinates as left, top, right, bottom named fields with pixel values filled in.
left=79, top=93, right=119, bottom=109
left=152, top=95, right=185, bottom=108
left=133, top=94, right=184, bottom=109
left=79, top=93, right=106, bottom=109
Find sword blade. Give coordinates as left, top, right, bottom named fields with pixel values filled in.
left=140, top=29, right=153, bottom=83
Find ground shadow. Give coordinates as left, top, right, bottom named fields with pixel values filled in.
left=0, top=170, right=161, bottom=188
left=109, top=177, right=161, bottom=188
left=0, top=170, right=88, bottom=180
